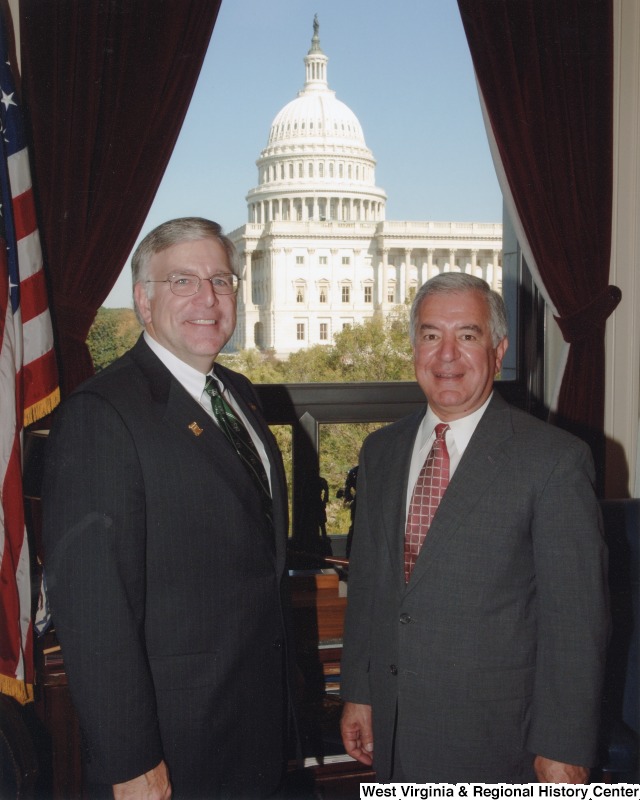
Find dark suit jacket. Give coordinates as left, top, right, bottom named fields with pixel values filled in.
left=42, top=336, right=292, bottom=797
left=340, top=392, right=609, bottom=783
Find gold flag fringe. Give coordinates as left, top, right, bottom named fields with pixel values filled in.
left=0, top=674, right=34, bottom=705
left=23, top=387, right=61, bottom=428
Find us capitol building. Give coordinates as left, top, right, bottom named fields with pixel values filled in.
left=227, top=18, right=502, bottom=356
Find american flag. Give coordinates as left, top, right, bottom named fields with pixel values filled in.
left=0, top=10, right=59, bottom=704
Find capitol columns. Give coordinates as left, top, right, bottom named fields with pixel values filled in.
left=448, top=249, right=457, bottom=272
left=375, top=247, right=389, bottom=308
left=241, top=248, right=254, bottom=308
left=492, top=249, right=501, bottom=290
left=238, top=245, right=259, bottom=351
left=401, top=248, right=412, bottom=302
left=426, top=248, right=434, bottom=282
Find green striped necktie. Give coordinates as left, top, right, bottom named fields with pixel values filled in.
left=204, top=377, right=273, bottom=525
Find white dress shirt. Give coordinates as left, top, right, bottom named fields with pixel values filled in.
left=143, top=332, right=272, bottom=491
left=405, top=394, right=493, bottom=520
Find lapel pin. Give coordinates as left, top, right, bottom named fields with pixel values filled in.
left=188, top=421, right=203, bottom=437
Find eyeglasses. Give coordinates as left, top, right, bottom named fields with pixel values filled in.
left=145, top=273, right=240, bottom=297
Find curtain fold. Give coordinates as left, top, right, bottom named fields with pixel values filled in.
left=19, top=0, right=222, bottom=396
left=457, top=0, right=618, bottom=484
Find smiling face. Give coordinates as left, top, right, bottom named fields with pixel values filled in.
left=413, top=289, right=508, bottom=421
left=134, top=237, right=237, bottom=373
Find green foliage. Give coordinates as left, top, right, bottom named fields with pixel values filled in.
left=321, top=422, right=384, bottom=533
left=217, top=348, right=286, bottom=383
left=86, top=308, right=141, bottom=371
left=327, top=308, right=414, bottom=382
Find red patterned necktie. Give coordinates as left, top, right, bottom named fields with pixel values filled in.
left=404, top=422, right=450, bottom=582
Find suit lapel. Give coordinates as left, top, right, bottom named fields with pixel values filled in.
left=214, top=364, right=289, bottom=565
left=405, top=393, right=514, bottom=593
left=129, top=338, right=278, bottom=558
left=380, top=410, right=425, bottom=595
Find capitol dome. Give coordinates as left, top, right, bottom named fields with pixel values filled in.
left=228, top=16, right=501, bottom=359
left=246, top=16, right=386, bottom=225
left=268, top=90, right=367, bottom=151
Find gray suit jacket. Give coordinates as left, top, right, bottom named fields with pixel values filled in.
left=42, top=336, right=292, bottom=797
left=341, top=392, right=609, bottom=783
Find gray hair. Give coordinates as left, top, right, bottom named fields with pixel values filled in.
left=409, top=272, right=508, bottom=347
left=132, top=217, right=238, bottom=322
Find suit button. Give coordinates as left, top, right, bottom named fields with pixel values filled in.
left=272, top=638, right=283, bottom=649
left=399, top=612, right=411, bottom=624
left=390, top=664, right=398, bottom=675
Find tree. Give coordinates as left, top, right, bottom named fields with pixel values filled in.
left=86, top=308, right=141, bottom=371
left=327, top=308, right=414, bottom=382
left=280, top=305, right=414, bottom=384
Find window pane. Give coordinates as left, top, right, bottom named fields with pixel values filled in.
left=319, top=422, right=385, bottom=538
left=269, top=425, right=292, bottom=537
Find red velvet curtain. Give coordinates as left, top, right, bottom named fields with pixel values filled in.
left=457, top=0, right=619, bottom=480
left=19, top=0, right=221, bottom=396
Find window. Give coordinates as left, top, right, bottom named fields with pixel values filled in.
left=254, top=322, right=264, bottom=349
left=319, top=323, right=328, bottom=341
left=298, top=162, right=303, bottom=178
left=289, top=163, right=294, bottom=179
left=364, top=285, right=373, bottom=303
left=296, top=323, right=305, bottom=341
left=329, top=162, right=334, bottom=178
left=342, top=256, right=350, bottom=265
left=319, top=287, right=328, bottom=303
left=319, top=256, right=328, bottom=265
left=296, top=286, right=305, bottom=303
left=387, top=285, right=395, bottom=303
left=342, top=285, right=350, bottom=303
left=308, top=163, right=314, bottom=178
left=319, top=163, right=324, bottom=178
left=296, top=255, right=305, bottom=265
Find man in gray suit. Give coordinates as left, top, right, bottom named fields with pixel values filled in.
left=42, top=218, right=292, bottom=799
left=340, top=273, right=608, bottom=784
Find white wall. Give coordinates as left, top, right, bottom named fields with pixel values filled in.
left=605, top=0, right=640, bottom=497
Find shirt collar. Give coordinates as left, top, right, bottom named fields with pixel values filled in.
left=422, top=392, right=493, bottom=454
left=143, top=331, right=211, bottom=403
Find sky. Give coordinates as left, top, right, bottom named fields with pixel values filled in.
left=105, top=0, right=503, bottom=308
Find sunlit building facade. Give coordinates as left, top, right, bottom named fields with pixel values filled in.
left=228, top=18, right=502, bottom=356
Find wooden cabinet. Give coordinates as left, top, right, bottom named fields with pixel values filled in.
left=35, top=644, right=84, bottom=800
left=289, top=569, right=375, bottom=797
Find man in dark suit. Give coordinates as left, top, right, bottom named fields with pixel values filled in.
left=42, top=218, right=292, bottom=799
left=340, top=273, right=609, bottom=784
